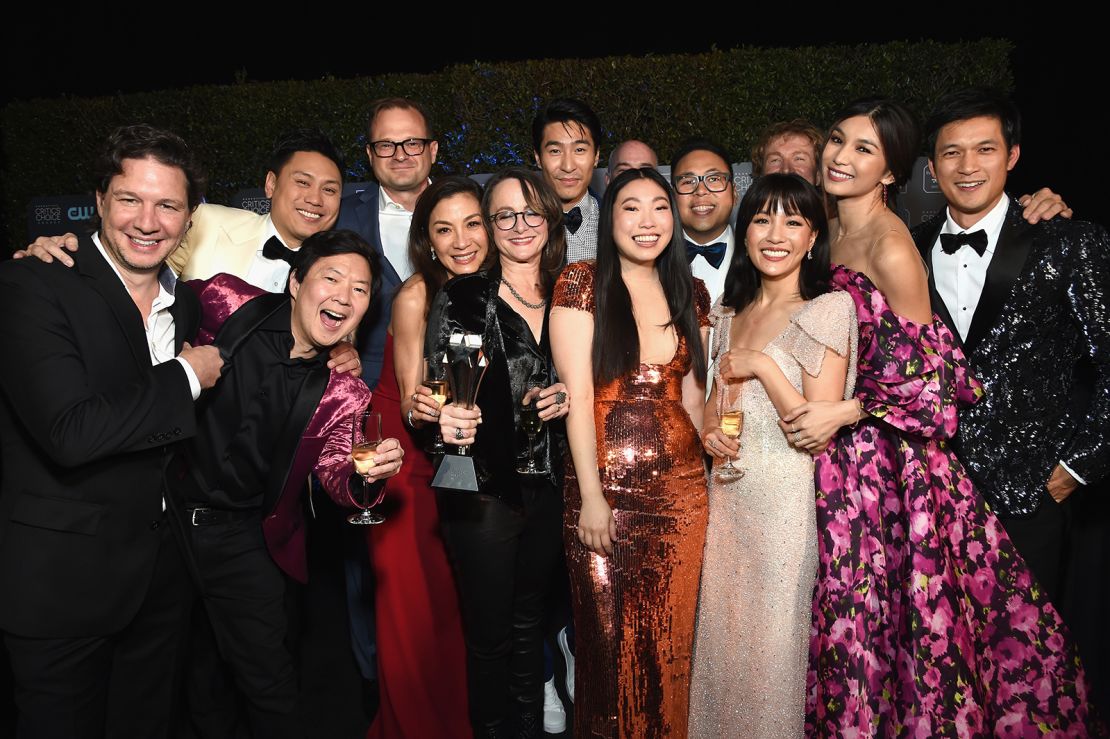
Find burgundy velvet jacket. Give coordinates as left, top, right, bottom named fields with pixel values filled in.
left=188, top=273, right=371, bottom=583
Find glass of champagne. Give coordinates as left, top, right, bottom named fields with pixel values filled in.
left=423, top=354, right=451, bottom=454
left=516, top=387, right=547, bottom=475
left=349, top=410, right=386, bottom=525
left=715, top=378, right=744, bottom=483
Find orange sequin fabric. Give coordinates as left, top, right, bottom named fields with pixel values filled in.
left=553, top=261, right=709, bottom=738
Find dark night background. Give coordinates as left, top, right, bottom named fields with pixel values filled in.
left=2, top=9, right=1105, bottom=229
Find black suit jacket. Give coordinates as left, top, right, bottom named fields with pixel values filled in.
left=0, top=237, right=199, bottom=637
left=912, top=199, right=1110, bottom=516
left=337, top=186, right=404, bottom=391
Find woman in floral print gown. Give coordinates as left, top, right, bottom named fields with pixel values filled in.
left=784, top=98, right=1097, bottom=736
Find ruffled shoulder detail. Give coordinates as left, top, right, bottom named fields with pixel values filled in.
left=552, top=260, right=596, bottom=313
left=785, top=292, right=858, bottom=398
left=830, top=264, right=983, bottom=439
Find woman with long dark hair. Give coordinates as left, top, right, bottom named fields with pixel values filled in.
left=782, top=99, right=1093, bottom=734
left=550, top=166, right=709, bottom=737
left=429, top=167, right=569, bottom=737
left=688, top=174, right=854, bottom=737
left=366, top=175, right=487, bottom=739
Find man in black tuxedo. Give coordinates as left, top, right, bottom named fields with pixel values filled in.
left=913, top=87, right=1110, bottom=707
left=0, top=124, right=223, bottom=738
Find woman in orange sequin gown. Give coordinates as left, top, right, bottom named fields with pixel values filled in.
left=551, top=168, right=710, bottom=738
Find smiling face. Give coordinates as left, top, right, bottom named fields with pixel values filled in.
left=487, top=178, right=550, bottom=267
left=612, top=177, right=674, bottom=268
left=367, top=106, right=438, bottom=196
left=96, top=156, right=191, bottom=277
left=265, top=150, right=341, bottom=248
left=762, top=133, right=819, bottom=186
left=428, top=192, right=489, bottom=277
left=744, top=204, right=817, bottom=285
left=674, top=148, right=735, bottom=244
left=288, top=252, right=372, bottom=358
left=534, top=121, right=599, bottom=206
left=821, top=115, right=894, bottom=199
left=928, top=115, right=1020, bottom=229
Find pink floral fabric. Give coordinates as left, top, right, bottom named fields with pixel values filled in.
left=806, top=266, right=1098, bottom=737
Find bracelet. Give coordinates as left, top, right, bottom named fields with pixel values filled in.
left=849, top=398, right=864, bottom=429
left=406, top=407, right=417, bottom=429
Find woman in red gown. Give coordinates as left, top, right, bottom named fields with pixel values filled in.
left=366, top=177, right=491, bottom=738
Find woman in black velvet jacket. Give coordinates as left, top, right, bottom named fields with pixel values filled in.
left=426, top=167, right=569, bottom=738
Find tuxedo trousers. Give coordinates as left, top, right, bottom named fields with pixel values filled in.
left=436, top=483, right=563, bottom=734
left=180, top=513, right=304, bottom=739
left=4, top=515, right=192, bottom=739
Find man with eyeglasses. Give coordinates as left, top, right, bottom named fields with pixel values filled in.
left=671, top=138, right=738, bottom=303
left=337, top=97, right=438, bottom=390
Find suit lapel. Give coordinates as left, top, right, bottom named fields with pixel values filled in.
left=76, top=235, right=152, bottom=368
left=912, top=215, right=961, bottom=341
left=263, top=365, right=330, bottom=514
left=963, top=202, right=1034, bottom=354
left=218, top=214, right=266, bottom=279
left=172, top=281, right=201, bottom=351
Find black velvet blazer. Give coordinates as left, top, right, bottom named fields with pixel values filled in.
left=424, top=266, right=565, bottom=506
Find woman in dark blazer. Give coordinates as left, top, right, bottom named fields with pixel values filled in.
left=426, top=167, right=569, bottom=738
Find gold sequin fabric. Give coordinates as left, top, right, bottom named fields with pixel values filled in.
left=554, top=261, right=710, bottom=738
left=688, top=292, right=856, bottom=738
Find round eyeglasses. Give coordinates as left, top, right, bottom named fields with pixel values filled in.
left=490, top=210, right=547, bottom=231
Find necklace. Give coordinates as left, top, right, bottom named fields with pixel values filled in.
left=500, top=277, right=546, bottom=310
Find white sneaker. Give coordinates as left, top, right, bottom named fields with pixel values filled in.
left=542, top=677, right=566, bottom=734
left=556, top=626, right=575, bottom=703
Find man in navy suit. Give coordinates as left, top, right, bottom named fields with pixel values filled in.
left=337, top=97, right=438, bottom=391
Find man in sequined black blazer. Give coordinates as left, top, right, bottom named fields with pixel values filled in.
left=912, top=89, right=1110, bottom=607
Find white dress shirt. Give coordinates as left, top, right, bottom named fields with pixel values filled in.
left=685, top=225, right=735, bottom=304
left=379, top=185, right=416, bottom=281
left=930, top=194, right=1009, bottom=341
left=243, top=216, right=294, bottom=294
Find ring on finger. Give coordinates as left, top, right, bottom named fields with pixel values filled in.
left=555, top=391, right=567, bottom=405
left=455, top=427, right=465, bottom=440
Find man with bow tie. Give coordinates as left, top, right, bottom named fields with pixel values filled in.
left=912, top=90, right=1110, bottom=707
left=671, top=139, right=737, bottom=303
left=532, top=97, right=603, bottom=263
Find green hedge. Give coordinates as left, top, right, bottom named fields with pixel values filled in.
left=1, top=39, right=1012, bottom=249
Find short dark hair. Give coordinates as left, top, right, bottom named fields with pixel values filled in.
left=480, top=167, right=566, bottom=296
left=924, top=87, right=1021, bottom=160
left=92, top=124, right=206, bottom=210
left=669, top=138, right=734, bottom=181
left=828, top=97, right=920, bottom=195
left=750, top=120, right=824, bottom=178
left=531, top=98, right=602, bottom=155
left=290, top=229, right=381, bottom=300
left=366, top=97, right=435, bottom=141
left=723, top=173, right=830, bottom=312
left=408, top=176, right=488, bottom=307
left=265, top=128, right=345, bottom=182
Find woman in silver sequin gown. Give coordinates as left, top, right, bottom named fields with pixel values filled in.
left=689, top=175, right=855, bottom=738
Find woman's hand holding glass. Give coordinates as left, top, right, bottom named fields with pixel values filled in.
left=531, top=382, right=570, bottom=422
left=701, top=426, right=740, bottom=461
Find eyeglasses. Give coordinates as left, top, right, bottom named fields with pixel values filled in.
left=369, top=138, right=433, bottom=157
left=490, top=210, right=547, bottom=231
left=673, top=173, right=731, bottom=195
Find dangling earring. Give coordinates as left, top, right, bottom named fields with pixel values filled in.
left=881, top=182, right=888, bottom=207
left=807, top=249, right=813, bottom=261
left=430, top=250, right=437, bottom=262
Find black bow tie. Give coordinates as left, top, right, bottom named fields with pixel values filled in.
left=939, top=229, right=988, bottom=257
left=564, top=207, right=583, bottom=235
left=262, top=235, right=298, bottom=266
left=685, top=240, right=727, bottom=269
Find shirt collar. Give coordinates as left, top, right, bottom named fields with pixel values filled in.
left=92, top=232, right=178, bottom=298
left=682, top=224, right=734, bottom=249
left=565, top=191, right=596, bottom=216
left=260, top=214, right=286, bottom=252
left=941, top=194, right=1009, bottom=256
left=379, top=182, right=429, bottom=214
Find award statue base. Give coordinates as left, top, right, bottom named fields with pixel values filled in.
left=432, top=453, right=480, bottom=492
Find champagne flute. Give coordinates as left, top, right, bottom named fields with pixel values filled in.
left=715, top=377, right=745, bottom=483
left=349, top=410, right=386, bottom=525
left=423, top=354, right=451, bottom=454
left=516, top=387, right=547, bottom=475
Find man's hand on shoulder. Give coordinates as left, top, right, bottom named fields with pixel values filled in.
left=1018, top=188, right=1073, bottom=224
left=14, top=233, right=80, bottom=266
left=328, top=341, right=361, bottom=376
left=179, top=343, right=224, bottom=390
